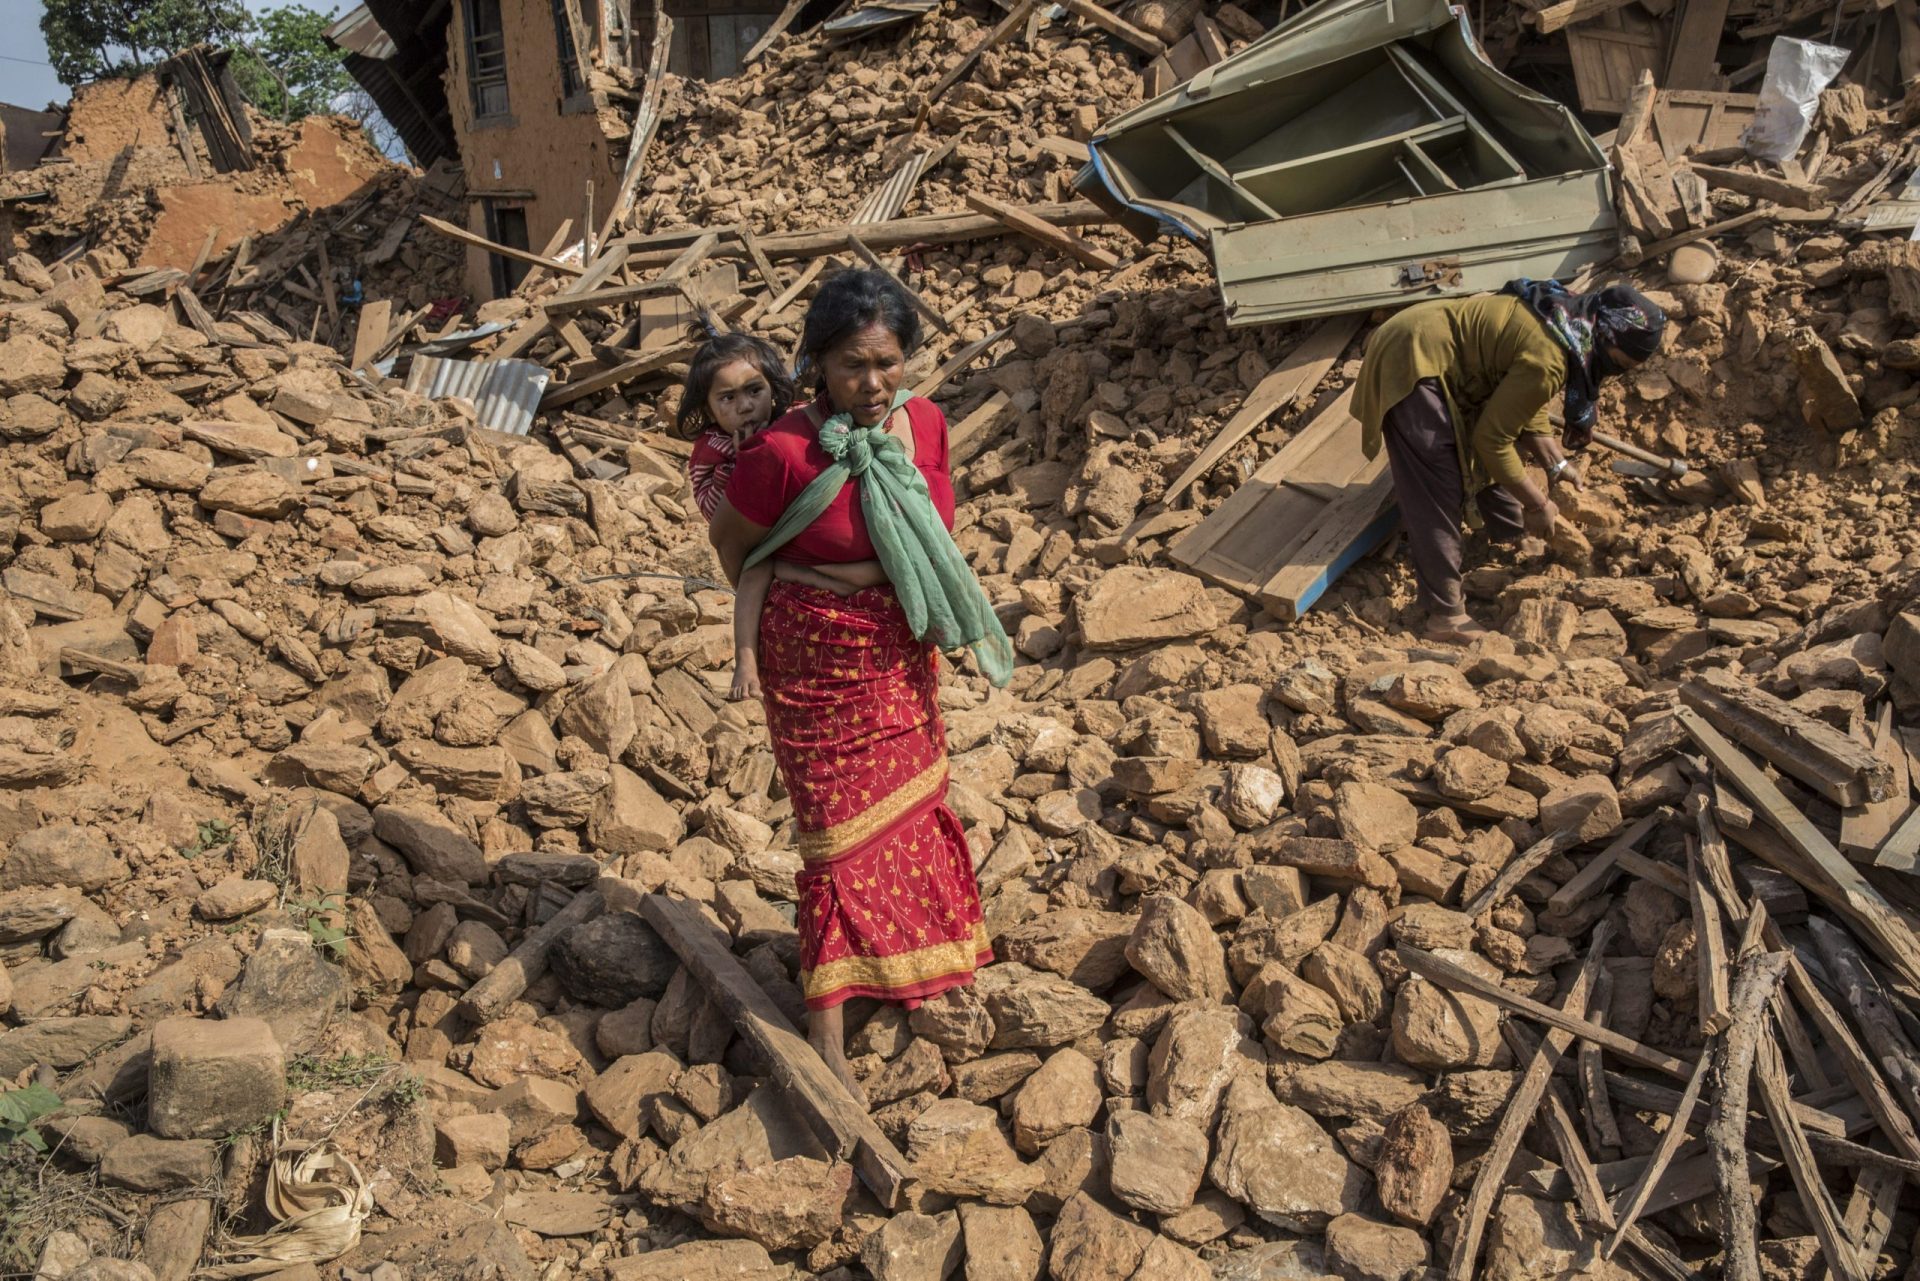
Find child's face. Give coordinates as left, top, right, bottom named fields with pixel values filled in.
left=708, top=359, right=775, bottom=442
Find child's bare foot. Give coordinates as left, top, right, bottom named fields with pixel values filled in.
left=1425, top=613, right=1488, bottom=645
left=729, top=654, right=761, bottom=701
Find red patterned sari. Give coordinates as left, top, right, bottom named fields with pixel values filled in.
left=758, top=578, right=991, bottom=1010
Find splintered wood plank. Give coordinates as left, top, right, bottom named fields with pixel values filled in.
left=1447, top=925, right=1612, bottom=1280
left=964, top=191, right=1120, bottom=271
left=1057, top=0, right=1166, bottom=54
left=1843, top=705, right=1913, bottom=860
left=1687, top=835, right=1733, bottom=1034
left=1532, top=0, right=1635, bottom=33
left=1756, top=1035, right=1869, bottom=1281
left=350, top=299, right=392, bottom=373
left=1463, top=826, right=1590, bottom=917
left=640, top=893, right=914, bottom=1208
left=421, top=215, right=586, bottom=276
left=913, top=325, right=1010, bottom=398
left=1399, top=943, right=1696, bottom=1079
left=1604, top=1043, right=1711, bottom=1256
left=1709, top=930, right=1792, bottom=1281
left=1677, top=705, right=1920, bottom=991
left=1159, top=312, right=1363, bottom=504
left=1170, top=386, right=1369, bottom=594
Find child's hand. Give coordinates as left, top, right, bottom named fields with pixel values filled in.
left=730, top=654, right=761, bottom=701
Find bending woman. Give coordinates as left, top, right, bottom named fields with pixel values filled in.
left=1353, top=279, right=1665, bottom=643
left=706, top=268, right=1007, bottom=1100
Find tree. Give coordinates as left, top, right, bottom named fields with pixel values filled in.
left=231, top=4, right=355, bottom=122
left=41, top=0, right=252, bottom=85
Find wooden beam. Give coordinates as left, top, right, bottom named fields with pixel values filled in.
left=1691, top=163, right=1827, bottom=211
left=918, top=0, right=1042, bottom=126
left=458, top=889, right=603, bottom=1023
left=1398, top=943, right=1696, bottom=1079
left=517, top=218, right=577, bottom=296
left=1677, top=705, right=1920, bottom=990
left=1463, top=826, right=1590, bottom=918
left=1807, top=916, right=1920, bottom=1139
left=540, top=341, right=697, bottom=410
left=913, top=325, right=1010, bottom=399
left=1057, top=0, right=1166, bottom=53
left=597, top=9, right=675, bottom=248
left=846, top=231, right=955, bottom=335
left=964, top=191, right=1120, bottom=271
left=1604, top=1041, right=1711, bottom=1256
left=420, top=215, right=586, bottom=277
left=1878, top=805, right=1920, bottom=872
left=620, top=201, right=1112, bottom=268
left=1709, top=934, right=1794, bottom=1281
left=1547, top=811, right=1669, bottom=913
left=640, top=893, right=914, bottom=1208
left=1156, top=312, right=1363, bottom=506
left=1531, top=0, right=1635, bottom=32
left=742, top=0, right=811, bottom=64
left=1680, top=668, right=1894, bottom=807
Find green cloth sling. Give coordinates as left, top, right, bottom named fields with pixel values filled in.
left=742, top=388, right=1014, bottom=687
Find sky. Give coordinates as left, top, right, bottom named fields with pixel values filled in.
left=0, top=0, right=297, bottom=110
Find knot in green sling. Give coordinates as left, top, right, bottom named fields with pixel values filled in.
left=742, top=389, right=1014, bottom=687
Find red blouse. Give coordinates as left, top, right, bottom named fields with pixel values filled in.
left=723, top=396, right=955, bottom=565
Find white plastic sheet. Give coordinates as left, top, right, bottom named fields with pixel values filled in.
left=1742, top=37, right=1850, bottom=163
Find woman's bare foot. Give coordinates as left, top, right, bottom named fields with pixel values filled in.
left=1425, top=613, right=1488, bottom=645
left=808, top=1005, right=868, bottom=1108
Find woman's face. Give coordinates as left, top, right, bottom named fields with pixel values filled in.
left=708, top=358, right=774, bottom=442
left=821, top=322, right=906, bottom=427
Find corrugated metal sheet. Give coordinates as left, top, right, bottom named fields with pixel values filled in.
left=404, top=356, right=550, bottom=437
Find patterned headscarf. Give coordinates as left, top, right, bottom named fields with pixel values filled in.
left=1501, top=279, right=1666, bottom=449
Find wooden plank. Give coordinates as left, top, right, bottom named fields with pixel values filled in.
left=1542, top=1074, right=1616, bottom=1229
left=1548, top=811, right=1668, bottom=913
left=458, top=890, right=603, bottom=1023
left=350, top=299, right=392, bottom=373
left=963, top=191, right=1120, bottom=271
left=918, top=0, right=1042, bottom=125
left=1843, top=705, right=1913, bottom=860
left=1709, top=934, right=1794, bottom=1281
left=1532, top=0, right=1635, bottom=33
left=1035, top=136, right=1091, bottom=164
left=742, top=0, right=811, bottom=64
left=1447, top=925, right=1611, bottom=1280
left=597, top=11, right=675, bottom=248
left=1580, top=972, right=1623, bottom=1153
left=846, top=232, right=955, bottom=335
left=1255, top=464, right=1398, bottom=621
left=1604, top=1040, right=1711, bottom=1255
left=541, top=341, right=697, bottom=410
left=640, top=893, right=914, bottom=1208
left=1158, top=313, right=1362, bottom=506
left=1169, top=386, right=1366, bottom=592
left=516, top=218, right=577, bottom=296
left=1681, top=668, right=1893, bottom=808
left=1756, top=1034, right=1869, bottom=1281
left=1677, top=706, right=1920, bottom=991
left=1399, top=943, right=1695, bottom=1079
left=1877, top=805, right=1920, bottom=872
left=949, top=391, right=1014, bottom=463
left=1057, top=0, right=1166, bottom=53
left=912, top=325, right=1010, bottom=398
left=420, top=215, right=586, bottom=277
left=1665, top=0, right=1735, bottom=89
left=1807, top=916, right=1920, bottom=1140
left=1464, top=826, right=1590, bottom=917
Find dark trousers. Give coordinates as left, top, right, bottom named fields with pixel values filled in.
left=1381, top=379, right=1524, bottom=617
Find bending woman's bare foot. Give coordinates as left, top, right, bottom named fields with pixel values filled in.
left=808, top=1004, right=868, bottom=1108
left=1424, top=613, right=1488, bottom=645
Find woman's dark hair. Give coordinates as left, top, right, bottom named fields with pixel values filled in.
left=797, top=268, right=921, bottom=389
left=674, top=332, right=797, bottom=437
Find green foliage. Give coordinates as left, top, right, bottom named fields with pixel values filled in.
left=286, top=892, right=350, bottom=961
left=181, top=818, right=234, bottom=860
left=40, top=0, right=252, bottom=86
left=287, top=1052, right=423, bottom=1109
left=231, top=5, right=355, bottom=122
left=0, top=1084, right=61, bottom=1153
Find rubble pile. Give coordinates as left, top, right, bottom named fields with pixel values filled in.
left=6, top=5, right=1920, bottom=1281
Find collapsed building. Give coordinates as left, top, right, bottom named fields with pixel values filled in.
left=4, top=0, right=1920, bottom=1279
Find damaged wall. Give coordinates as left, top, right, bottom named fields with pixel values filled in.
left=445, top=0, right=625, bottom=298
left=58, top=76, right=178, bottom=162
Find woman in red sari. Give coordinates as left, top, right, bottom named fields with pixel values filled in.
left=707, top=269, right=994, bottom=1099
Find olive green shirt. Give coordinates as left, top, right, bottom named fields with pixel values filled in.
left=1352, top=293, right=1567, bottom=495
